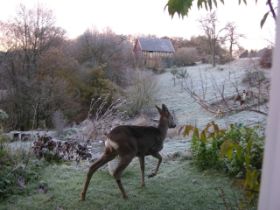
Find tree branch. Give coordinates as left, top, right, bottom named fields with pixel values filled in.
left=267, top=0, right=277, bottom=20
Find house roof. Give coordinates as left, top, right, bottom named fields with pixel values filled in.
left=137, top=38, right=175, bottom=53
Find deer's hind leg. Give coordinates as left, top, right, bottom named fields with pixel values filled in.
left=139, top=156, right=145, bottom=187
left=113, top=154, right=135, bottom=199
left=80, top=148, right=116, bottom=201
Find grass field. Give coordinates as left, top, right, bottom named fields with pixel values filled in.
left=0, top=156, right=254, bottom=210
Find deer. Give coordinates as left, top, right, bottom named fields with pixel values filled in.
left=80, top=104, right=176, bottom=201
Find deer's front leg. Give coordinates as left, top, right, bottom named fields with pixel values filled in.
left=138, top=156, right=145, bottom=187
left=148, top=153, right=162, bottom=178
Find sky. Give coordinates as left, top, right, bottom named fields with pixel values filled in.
left=0, top=0, right=277, bottom=50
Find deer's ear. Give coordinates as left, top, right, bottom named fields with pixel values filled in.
left=162, top=104, right=168, bottom=112
left=155, top=105, right=162, bottom=113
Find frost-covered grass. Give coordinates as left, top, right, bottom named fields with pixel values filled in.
left=0, top=59, right=265, bottom=210
left=157, top=59, right=268, bottom=129
left=0, top=158, right=253, bottom=210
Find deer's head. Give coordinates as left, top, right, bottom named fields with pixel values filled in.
left=156, top=104, right=176, bottom=128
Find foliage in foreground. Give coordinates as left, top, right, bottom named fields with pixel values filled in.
left=0, top=135, right=45, bottom=200
left=0, top=113, right=44, bottom=200
left=165, top=0, right=276, bottom=28
left=182, top=122, right=264, bottom=203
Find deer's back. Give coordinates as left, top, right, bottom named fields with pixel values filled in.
left=106, top=125, right=163, bottom=156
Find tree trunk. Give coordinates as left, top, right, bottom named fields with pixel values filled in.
left=212, top=42, right=216, bottom=67
left=229, top=43, right=233, bottom=60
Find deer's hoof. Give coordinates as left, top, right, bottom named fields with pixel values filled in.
left=80, top=193, right=85, bottom=201
left=148, top=173, right=156, bottom=178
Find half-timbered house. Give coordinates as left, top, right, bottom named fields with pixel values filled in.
left=133, top=37, right=175, bottom=69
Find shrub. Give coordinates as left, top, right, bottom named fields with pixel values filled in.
left=219, top=54, right=233, bottom=64
left=0, top=135, right=43, bottom=200
left=87, top=96, right=126, bottom=140
left=170, top=67, right=178, bottom=86
left=0, top=111, right=44, bottom=200
left=124, top=70, right=158, bottom=116
left=259, top=48, right=272, bottom=69
left=184, top=123, right=225, bottom=170
left=242, top=70, right=266, bottom=87
left=220, top=124, right=264, bottom=177
left=182, top=122, right=264, bottom=201
left=174, top=47, right=199, bottom=66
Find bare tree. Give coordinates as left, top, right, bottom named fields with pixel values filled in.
left=199, top=12, right=224, bottom=67
left=71, top=28, right=134, bottom=87
left=0, top=5, right=67, bottom=130
left=223, top=22, right=244, bottom=60
left=172, top=60, right=269, bottom=117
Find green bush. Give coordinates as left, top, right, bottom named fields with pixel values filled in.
left=185, top=123, right=225, bottom=170
left=182, top=122, right=264, bottom=201
left=220, top=124, right=264, bottom=178
left=0, top=133, right=44, bottom=200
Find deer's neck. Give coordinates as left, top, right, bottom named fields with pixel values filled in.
left=157, top=118, right=168, bottom=140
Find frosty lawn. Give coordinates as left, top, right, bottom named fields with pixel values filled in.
left=0, top=158, right=250, bottom=210
left=0, top=59, right=265, bottom=210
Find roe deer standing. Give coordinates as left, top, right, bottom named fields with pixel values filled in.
left=80, top=104, right=176, bottom=200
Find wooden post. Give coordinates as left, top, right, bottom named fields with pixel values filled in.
left=258, top=6, right=280, bottom=210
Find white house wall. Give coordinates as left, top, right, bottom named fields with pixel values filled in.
left=258, top=6, right=280, bottom=210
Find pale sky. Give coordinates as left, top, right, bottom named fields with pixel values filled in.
left=0, top=0, right=277, bottom=50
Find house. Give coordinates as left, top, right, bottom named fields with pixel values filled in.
left=133, top=37, right=175, bottom=69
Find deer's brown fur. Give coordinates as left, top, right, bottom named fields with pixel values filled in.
left=80, top=104, right=176, bottom=200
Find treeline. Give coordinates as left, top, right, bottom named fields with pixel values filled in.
left=170, top=36, right=230, bottom=66
left=0, top=6, right=269, bottom=131
left=0, top=6, right=135, bottom=130
left=0, top=6, right=238, bottom=131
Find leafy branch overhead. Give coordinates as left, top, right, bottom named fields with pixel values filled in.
left=166, top=0, right=276, bottom=27
left=166, top=0, right=235, bottom=17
